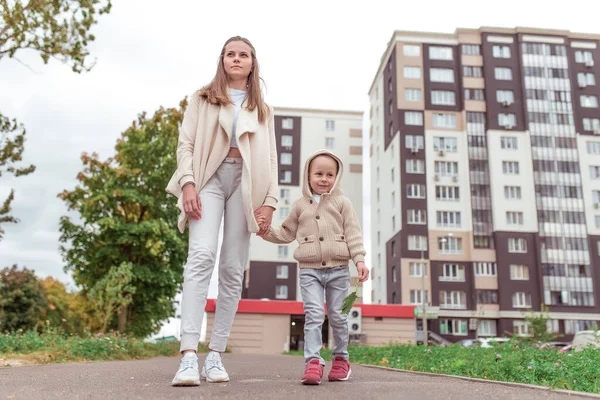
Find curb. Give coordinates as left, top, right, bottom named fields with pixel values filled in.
left=359, top=364, right=600, bottom=399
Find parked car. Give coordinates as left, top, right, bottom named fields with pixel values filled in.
left=570, top=330, right=600, bottom=352
left=459, top=337, right=510, bottom=348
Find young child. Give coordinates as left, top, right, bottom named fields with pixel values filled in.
left=257, top=149, right=369, bottom=385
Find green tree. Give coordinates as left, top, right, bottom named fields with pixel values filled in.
left=0, top=265, right=47, bottom=332
left=89, top=261, right=136, bottom=334
left=518, top=305, right=560, bottom=344
left=0, top=0, right=112, bottom=239
left=39, top=276, right=97, bottom=335
left=58, top=101, right=188, bottom=337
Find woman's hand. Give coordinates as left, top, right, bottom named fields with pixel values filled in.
left=356, top=262, right=370, bottom=282
left=182, top=184, right=202, bottom=220
left=254, top=206, right=274, bottom=236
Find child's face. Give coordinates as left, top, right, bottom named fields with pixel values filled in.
left=309, top=155, right=338, bottom=195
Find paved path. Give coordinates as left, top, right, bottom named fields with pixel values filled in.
left=0, top=354, right=591, bottom=399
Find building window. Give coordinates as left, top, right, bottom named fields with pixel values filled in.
left=279, top=207, right=290, bottom=219
left=275, top=285, right=288, bottom=299
left=410, top=290, right=428, bottom=305
left=436, top=211, right=461, bottom=228
left=474, top=236, right=491, bottom=249
left=502, top=161, right=520, bottom=175
left=436, top=185, right=460, bottom=201
left=409, top=262, right=427, bottom=277
left=403, top=44, right=421, bottom=56
left=461, top=44, right=480, bottom=55
left=498, top=113, right=516, bottom=128
left=405, top=111, right=424, bottom=126
left=514, top=320, right=532, bottom=337
left=430, top=68, right=455, bottom=83
left=433, top=137, right=457, bottom=152
left=596, top=215, right=600, bottom=229
left=406, top=184, right=426, bottom=199
left=276, top=265, right=289, bottom=279
left=492, top=45, right=511, bottom=58
left=594, top=190, right=600, bottom=204
left=440, top=264, right=465, bottom=282
left=404, top=66, right=421, bottom=79
left=408, top=235, right=428, bottom=251
left=440, top=290, right=466, bottom=309
left=391, top=191, right=395, bottom=207
left=477, top=320, right=497, bottom=337
left=583, top=118, right=600, bottom=132
left=575, top=50, right=594, bottom=63
left=405, top=135, right=424, bottom=149
left=463, top=66, right=483, bottom=78
left=474, top=262, right=496, bottom=277
left=494, top=67, right=513, bottom=81
left=434, top=161, right=458, bottom=177
left=510, top=264, right=529, bottom=280
left=589, top=166, right=600, bottom=179
left=280, top=153, right=292, bottom=165
left=438, top=237, right=462, bottom=254
left=391, top=266, right=397, bottom=283
left=476, top=290, right=498, bottom=304
left=325, top=137, right=335, bottom=149
left=429, top=46, right=453, bottom=60
left=500, top=136, right=518, bottom=149
left=508, top=238, right=527, bottom=253
left=512, top=292, right=532, bottom=308
left=464, top=89, right=485, bottom=101
left=440, top=319, right=467, bottom=336
left=406, top=159, right=425, bottom=174
left=325, top=120, right=335, bottom=131
left=281, top=135, right=293, bottom=147
left=432, top=113, right=457, bottom=129
left=504, top=186, right=522, bottom=200
left=407, top=209, right=427, bottom=225
left=581, top=95, right=599, bottom=108
left=277, top=245, right=289, bottom=259
left=391, top=168, right=395, bottom=183
left=282, top=118, right=294, bottom=129
left=431, top=90, right=456, bottom=106
left=281, top=171, right=292, bottom=183
left=496, top=90, right=514, bottom=104
left=506, top=211, right=524, bottom=226
left=578, top=72, right=596, bottom=86
left=280, top=188, right=290, bottom=201
left=404, top=88, right=422, bottom=102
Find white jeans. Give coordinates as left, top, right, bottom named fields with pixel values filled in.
left=179, top=158, right=251, bottom=352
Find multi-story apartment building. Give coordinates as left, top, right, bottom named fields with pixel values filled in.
left=242, top=107, right=364, bottom=301
left=369, top=27, right=600, bottom=341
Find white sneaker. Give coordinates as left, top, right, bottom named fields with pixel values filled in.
left=171, top=352, right=201, bottom=386
left=201, top=351, right=230, bottom=383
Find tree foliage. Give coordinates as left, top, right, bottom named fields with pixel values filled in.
left=0, top=265, right=47, bottom=332
left=0, top=0, right=112, bottom=239
left=58, top=100, right=189, bottom=337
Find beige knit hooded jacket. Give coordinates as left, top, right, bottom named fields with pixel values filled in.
left=263, top=149, right=366, bottom=269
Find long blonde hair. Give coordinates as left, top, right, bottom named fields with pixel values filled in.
left=198, top=36, right=269, bottom=123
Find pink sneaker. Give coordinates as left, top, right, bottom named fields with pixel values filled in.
left=328, top=357, right=351, bottom=381
left=301, top=359, right=324, bottom=385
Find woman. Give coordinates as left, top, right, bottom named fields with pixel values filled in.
left=166, top=36, right=278, bottom=386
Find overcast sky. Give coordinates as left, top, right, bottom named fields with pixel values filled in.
left=1, top=0, right=598, bottom=301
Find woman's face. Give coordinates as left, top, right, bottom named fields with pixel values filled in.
left=223, top=41, right=253, bottom=82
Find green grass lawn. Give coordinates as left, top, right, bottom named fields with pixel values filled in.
left=287, top=343, right=600, bottom=394
left=0, top=329, right=208, bottom=365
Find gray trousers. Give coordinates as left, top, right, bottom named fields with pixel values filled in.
left=300, top=266, right=350, bottom=365
left=179, top=158, right=250, bottom=352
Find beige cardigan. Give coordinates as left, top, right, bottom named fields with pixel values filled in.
left=263, top=150, right=366, bottom=269
left=166, top=93, right=278, bottom=233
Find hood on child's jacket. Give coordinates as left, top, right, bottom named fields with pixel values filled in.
left=302, top=149, right=344, bottom=198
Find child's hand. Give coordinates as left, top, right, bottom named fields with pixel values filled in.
left=356, top=262, right=370, bottom=282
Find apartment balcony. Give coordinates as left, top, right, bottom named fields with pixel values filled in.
left=531, top=147, right=579, bottom=161
left=473, top=221, right=493, bottom=235
left=537, top=197, right=585, bottom=210
left=526, top=99, right=573, bottom=113
left=541, top=249, right=590, bottom=265
left=470, top=196, right=492, bottom=209
left=521, top=54, right=569, bottom=68
left=524, top=77, right=571, bottom=91
left=528, top=123, right=576, bottom=136
left=534, top=172, right=581, bottom=186
left=539, top=223, right=588, bottom=238
left=440, top=303, right=467, bottom=310
left=469, top=171, right=489, bottom=185
left=468, top=149, right=489, bottom=160
left=543, top=276, right=594, bottom=292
